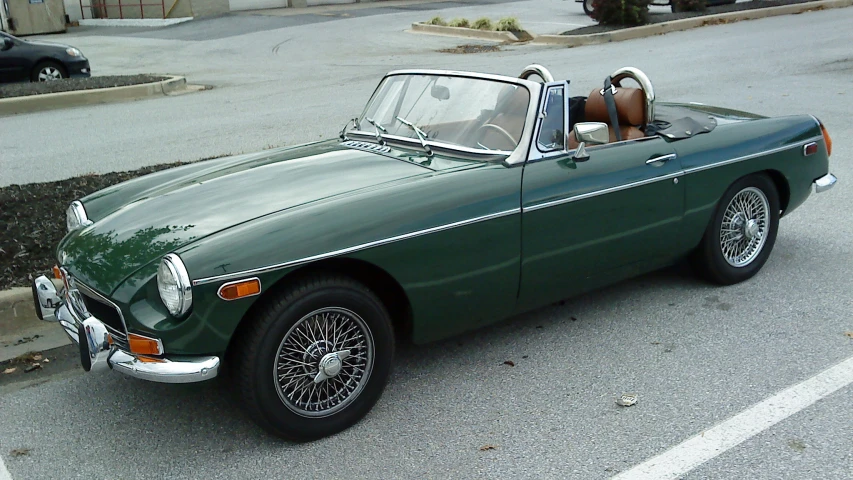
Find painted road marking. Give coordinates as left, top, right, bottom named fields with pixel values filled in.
left=611, top=354, right=853, bottom=480
left=0, top=453, right=12, bottom=480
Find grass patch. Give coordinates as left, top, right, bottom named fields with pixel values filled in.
left=448, top=17, right=470, bottom=28
left=495, top=16, right=522, bottom=31
left=471, top=17, right=494, bottom=30
left=426, top=15, right=447, bottom=26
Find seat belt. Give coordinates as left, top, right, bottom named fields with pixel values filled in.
left=603, top=76, right=622, bottom=142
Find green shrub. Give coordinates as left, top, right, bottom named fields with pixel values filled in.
left=471, top=17, right=493, bottom=30
left=495, top=16, right=522, bottom=31
left=426, top=16, right=447, bottom=26
left=671, top=0, right=706, bottom=12
left=448, top=17, right=470, bottom=28
left=590, top=0, right=650, bottom=26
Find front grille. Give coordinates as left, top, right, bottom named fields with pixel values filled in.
left=76, top=285, right=130, bottom=353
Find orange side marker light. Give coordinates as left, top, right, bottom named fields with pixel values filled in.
left=128, top=334, right=164, bottom=356
left=218, top=278, right=262, bottom=301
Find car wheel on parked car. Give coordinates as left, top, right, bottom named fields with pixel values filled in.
left=693, top=173, right=780, bottom=285
left=32, top=61, right=67, bottom=82
left=583, top=0, right=595, bottom=16
left=233, top=275, right=395, bottom=441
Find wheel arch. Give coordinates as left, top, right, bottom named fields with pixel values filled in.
left=31, top=58, right=67, bottom=77
left=224, top=257, right=413, bottom=359
left=761, top=169, right=790, bottom=214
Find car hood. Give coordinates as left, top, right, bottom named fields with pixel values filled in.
left=58, top=144, right=431, bottom=294
left=24, top=39, right=72, bottom=50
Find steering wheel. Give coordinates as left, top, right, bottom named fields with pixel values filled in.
left=476, top=123, right=516, bottom=151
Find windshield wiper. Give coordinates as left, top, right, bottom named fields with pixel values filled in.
left=339, top=117, right=359, bottom=140
left=395, top=115, right=433, bottom=157
left=366, top=117, right=387, bottom=145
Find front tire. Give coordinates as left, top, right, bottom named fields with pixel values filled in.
left=32, top=61, right=67, bottom=82
left=583, top=0, right=595, bottom=16
left=233, top=275, right=395, bottom=441
left=692, top=174, right=780, bottom=285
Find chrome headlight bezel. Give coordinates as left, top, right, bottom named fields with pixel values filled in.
left=157, top=253, right=193, bottom=318
left=66, top=200, right=92, bottom=232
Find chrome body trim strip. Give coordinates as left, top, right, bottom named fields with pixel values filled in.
left=680, top=136, right=822, bottom=175
left=524, top=137, right=822, bottom=212
left=192, top=208, right=521, bottom=286
left=523, top=172, right=682, bottom=213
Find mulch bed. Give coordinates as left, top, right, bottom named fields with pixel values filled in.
left=0, top=74, right=168, bottom=99
left=0, top=161, right=198, bottom=290
left=439, top=44, right=502, bottom=54
left=564, top=0, right=824, bottom=35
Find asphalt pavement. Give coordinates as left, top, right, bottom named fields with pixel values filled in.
left=0, top=2, right=852, bottom=479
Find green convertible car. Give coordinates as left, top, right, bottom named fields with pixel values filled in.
left=33, top=65, right=835, bottom=440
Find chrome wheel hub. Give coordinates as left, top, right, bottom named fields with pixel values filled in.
left=273, top=307, right=373, bottom=418
left=720, top=187, right=770, bottom=267
left=38, top=67, right=62, bottom=81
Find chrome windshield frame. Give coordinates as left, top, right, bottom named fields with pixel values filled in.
left=347, top=69, right=544, bottom=166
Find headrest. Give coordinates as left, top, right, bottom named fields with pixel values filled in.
left=584, top=86, right=645, bottom=127
left=495, top=85, right=530, bottom=115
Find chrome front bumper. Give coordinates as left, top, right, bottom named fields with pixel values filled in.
left=33, top=275, right=219, bottom=384
left=814, top=173, right=837, bottom=194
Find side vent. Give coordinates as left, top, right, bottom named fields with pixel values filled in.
left=342, top=140, right=392, bottom=154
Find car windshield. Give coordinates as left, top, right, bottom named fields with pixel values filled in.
left=354, top=74, right=531, bottom=153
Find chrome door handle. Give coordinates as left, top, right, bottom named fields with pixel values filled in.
left=646, top=153, right=677, bottom=165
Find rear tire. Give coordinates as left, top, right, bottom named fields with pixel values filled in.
left=692, top=174, right=780, bottom=285
left=233, top=274, right=395, bottom=441
left=583, top=0, right=595, bottom=16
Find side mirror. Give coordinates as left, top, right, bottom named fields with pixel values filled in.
left=572, top=122, right=609, bottom=162
left=430, top=84, right=450, bottom=101
left=574, top=122, right=609, bottom=145
left=2, top=37, right=13, bottom=51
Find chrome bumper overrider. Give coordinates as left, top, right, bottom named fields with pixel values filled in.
left=814, top=173, right=837, bottom=194
left=33, top=275, right=219, bottom=384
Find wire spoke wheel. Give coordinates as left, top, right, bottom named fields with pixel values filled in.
left=273, top=307, right=374, bottom=418
left=719, top=186, right=769, bottom=267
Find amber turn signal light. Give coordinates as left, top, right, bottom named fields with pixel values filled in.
left=820, top=122, right=832, bottom=157
left=53, top=265, right=61, bottom=279
left=128, top=333, right=164, bottom=356
left=218, top=278, right=262, bottom=301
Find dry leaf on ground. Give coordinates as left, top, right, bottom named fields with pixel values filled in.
left=479, top=444, right=497, bottom=451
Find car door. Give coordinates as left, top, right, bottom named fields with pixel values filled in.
left=0, top=34, right=30, bottom=82
left=517, top=84, right=684, bottom=312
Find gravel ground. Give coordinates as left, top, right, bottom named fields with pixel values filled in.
left=0, top=74, right=167, bottom=99
left=0, top=160, right=204, bottom=290
left=564, top=0, right=822, bottom=35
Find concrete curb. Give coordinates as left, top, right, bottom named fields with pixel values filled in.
left=410, top=22, right=519, bottom=42
left=78, top=17, right=193, bottom=27
left=533, top=0, right=853, bottom=46
left=0, top=75, right=190, bottom=116
left=0, top=287, right=70, bottom=363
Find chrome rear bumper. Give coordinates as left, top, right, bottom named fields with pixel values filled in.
left=814, top=173, right=837, bottom=194
left=33, top=275, right=219, bottom=384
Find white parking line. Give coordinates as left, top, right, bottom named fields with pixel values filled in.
left=0, top=454, right=12, bottom=480
left=611, top=355, right=853, bottom=480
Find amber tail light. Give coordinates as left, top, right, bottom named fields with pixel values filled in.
left=819, top=120, right=832, bottom=157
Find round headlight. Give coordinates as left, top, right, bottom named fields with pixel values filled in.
left=66, top=200, right=92, bottom=232
left=66, top=47, right=81, bottom=57
left=157, top=254, right=193, bottom=317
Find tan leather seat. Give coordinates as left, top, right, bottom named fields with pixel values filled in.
left=569, top=86, right=647, bottom=148
left=479, top=85, right=529, bottom=150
